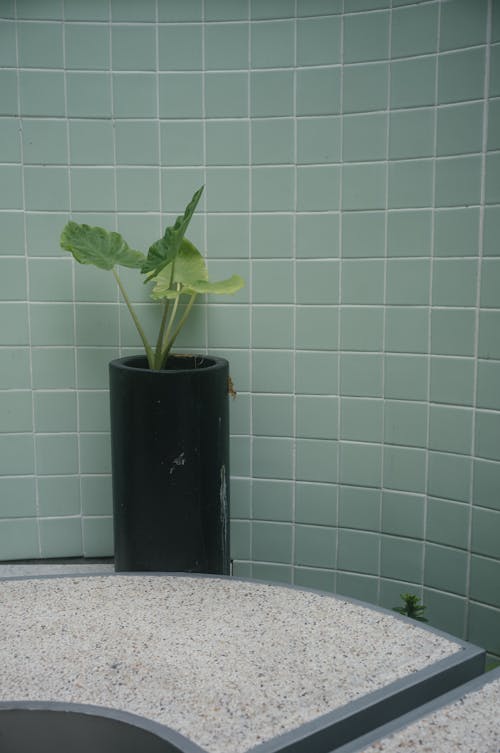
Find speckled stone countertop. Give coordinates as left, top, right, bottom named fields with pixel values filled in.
left=0, top=572, right=465, bottom=753
left=345, top=672, right=500, bottom=753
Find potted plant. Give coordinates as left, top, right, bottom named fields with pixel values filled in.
left=60, top=186, right=244, bottom=574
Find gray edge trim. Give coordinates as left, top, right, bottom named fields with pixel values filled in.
left=330, top=666, right=500, bottom=753
left=0, top=699, right=207, bottom=753
left=0, top=571, right=487, bottom=753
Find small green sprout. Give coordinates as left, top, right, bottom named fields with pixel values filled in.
left=393, top=593, right=428, bottom=622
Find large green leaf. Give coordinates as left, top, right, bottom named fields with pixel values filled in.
left=150, top=240, right=207, bottom=300
left=141, top=186, right=204, bottom=279
left=185, top=275, right=245, bottom=295
left=60, top=222, right=145, bottom=270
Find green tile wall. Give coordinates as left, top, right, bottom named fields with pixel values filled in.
left=0, top=0, right=499, bottom=657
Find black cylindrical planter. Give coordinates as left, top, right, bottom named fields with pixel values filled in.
left=109, top=354, right=230, bottom=574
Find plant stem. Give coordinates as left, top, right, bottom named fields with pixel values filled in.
left=112, top=268, right=154, bottom=368
left=154, top=299, right=170, bottom=369
left=159, top=292, right=197, bottom=369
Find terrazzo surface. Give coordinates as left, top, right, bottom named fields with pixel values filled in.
left=353, top=674, right=500, bottom=753
left=0, top=573, right=463, bottom=753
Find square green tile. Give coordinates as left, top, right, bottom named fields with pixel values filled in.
left=296, top=438, right=338, bottom=483
left=295, top=482, right=337, bottom=526
left=36, top=434, right=78, bottom=476
left=342, top=163, right=386, bottom=210
left=440, top=0, right=488, bottom=51
left=0, top=477, right=36, bottom=518
left=158, top=24, right=201, bottom=70
left=296, top=395, right=338, bottom=440
left=477, top=360, right=500, bottom=410
left=0, top=212, right=24, bottom=255
left=230, top=520, right=251, bottom=560
left=253, top=260, right=293, bottom=304
left=343, top=62, right=388, bottom=113
left=230, top=435, right=251, bottom=477
left=340, top=353, right=383, bottom=397
left=432, top=259, right=478, bottom=307
left=0, top=519, right=39, bottom=560
left=79, top=391, right=110, bottom=433
left=34, top=391, right=77, bottom=433
left=344, top=10, right=389, bottom=63
left=0, top=19, right=16, bottom=66
left=342, top=113, right=387, bottom=162
left=340, top=307, right=383, bottom=351
left=469, top=554, right=500, bottom=609
left=485, top=152, right=500, bottom=204
left=76, top=347, right=119, bottom=390
left=296, top=213, right=339, bottom=258
left=0, top=302, right=29, bottom=345
left=253, top=437, right=293, bottom=480
left=386, top=259, right=430, bottom=305
left=252, top=563, right=292, bottom=583
left=82, top=517, right=113, bottom=557
left=37, top=476, right=80, bottom=517
left=251, top=19, right=294, bottom=68
left=206, top=167, right=249, bottom=212
left=390, top=57, right=436, bottom=109
left=384, top=355, right=428, bottom=402
left=252, top=119, right=294, bottom=165
left=295, top=524, right=336, bottom=569
left=381, top=491, right=425, bottom=539
left=339, top=442, right=382, bottom=488
left=297, top=165, right=340, bottom=211
left=81, top=476, right=112, bottom=515
left=17, top=21, right=63, bottom=68
left=384, top=445, right=426, bottom=494
left=490, top=44, right=500, bottom=97
left=31, top=348, right=75, bottom=389
left=64, top=0, right=108, bottom=19
left=251, top=0, right=294, bottom=19
left=65, top=22, right=110, bottom=69
left=24, top=166, right=69, bottom=211
left=113, top=73, right=156, bottom=118
left=389, top=159, right=433, bottom=209
left=253, top=394, right=293, bottom=437
left=434, top=207, right=479, bottom=257
left=0, top=69, right=18, bottom=116
left=438, top=47, right=486, bottom=104
left=430, top=356, right=474, bottom=406
left=252, top=306, right=292, bottom=348
left=22, top=119, right=67, bottom=165
left=206, top=0, right=246, bottom=20
left=336, top=572, right=378, bottom=604
left=384, top=400, right=427, bottom=448
left=296, top=67, right=341, bottom=116
left=467, top=602, right=500, bottom=656
left=40, top=517, right=83, bottom=558
left=422, top=588, right=466, bottom=639
left=297, top=15, right=341, bottom=66
left=251, top=214, right=292, bottom=258
left=389, top=108, right=434, bottom=160
left=252, top=479, right=293, bottom=522
left=341, top=260, right=384, bottom=304
left=0, top=258, right=26, bottom=300
left=0, top=391, right=32, bottom=432
left=385, top=307, right=429, bottom=354
left=76, top=303, right=119, bottom=347
left=338, top=485, right=380, bottom=531
left=296, top=260, right=339, bottom=305
left=66, top=72, right=111, bottom=118
left=159, top=73, right=202, bottom=119
left=475, top=411, right=500, bottom=462
left=117, top=166, right=160, bottom=210
left=426, top=496, right=470, bottom=550
left=252, top=349, right=293, bottom=393
left=387, top=210, right=432, bottom=257
left=429, top=405, right=473, bottom=455
left=488, top=98, right=500, bottom=151
left=252, top=520, right=293, bottom=563
left=207, top=120, right=250, bottom=167
left=69, top=120, right=114, bottom=165
left=252, top=166, right=294, bottom=211
left=205, top=72, right=248, bottom=117
left=337, top=529, right=380, bottom=576
left=30, top=303, right=74, bottom=346
left=251, top=70, right=293, bottom=117
left=296, top=306, right=338, bottom=350
left=435, top=155, right=482, bottom=207
left=437, top=102, right=484, bottom=157
left=297, top=116, right=341, bottom=165
left=230, top=477, right=251, bottom=519
left=70, top=167, right=114, bottom=212
left=0, top=166, right=22, bottom=209
left=479, top=311, right=500, bottom=359
left=431, top=309, right=475, bottom=356
left=295, top=351, right=338, bottom=395
left=340, top=397, right=383, bottom=442
left=428, top=451, right=471, bottom=503
left=342, top=211, right=385, bottom=258
left=380, top=535, right=423, bottom=583
left=206, top=22, right=249, bottom=69
left=391, top=3, right=438, bottom=58
left=79, top=433, right=111, bottom=474
left=294, top=567, right=335, bottom=594
left=424, top=542, right=468, bottom=596
left=207, top=214, right=249, bottom=259
left=115, top=122, right=159, bottom=166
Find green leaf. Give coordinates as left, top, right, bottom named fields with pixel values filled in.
left=141, top=186, right=204, bottom=279
left=186, top=275, right=245, bottom=295
left=60, top=222, right=145, bottom=270
left=150, top=239, right=207, bottom=300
